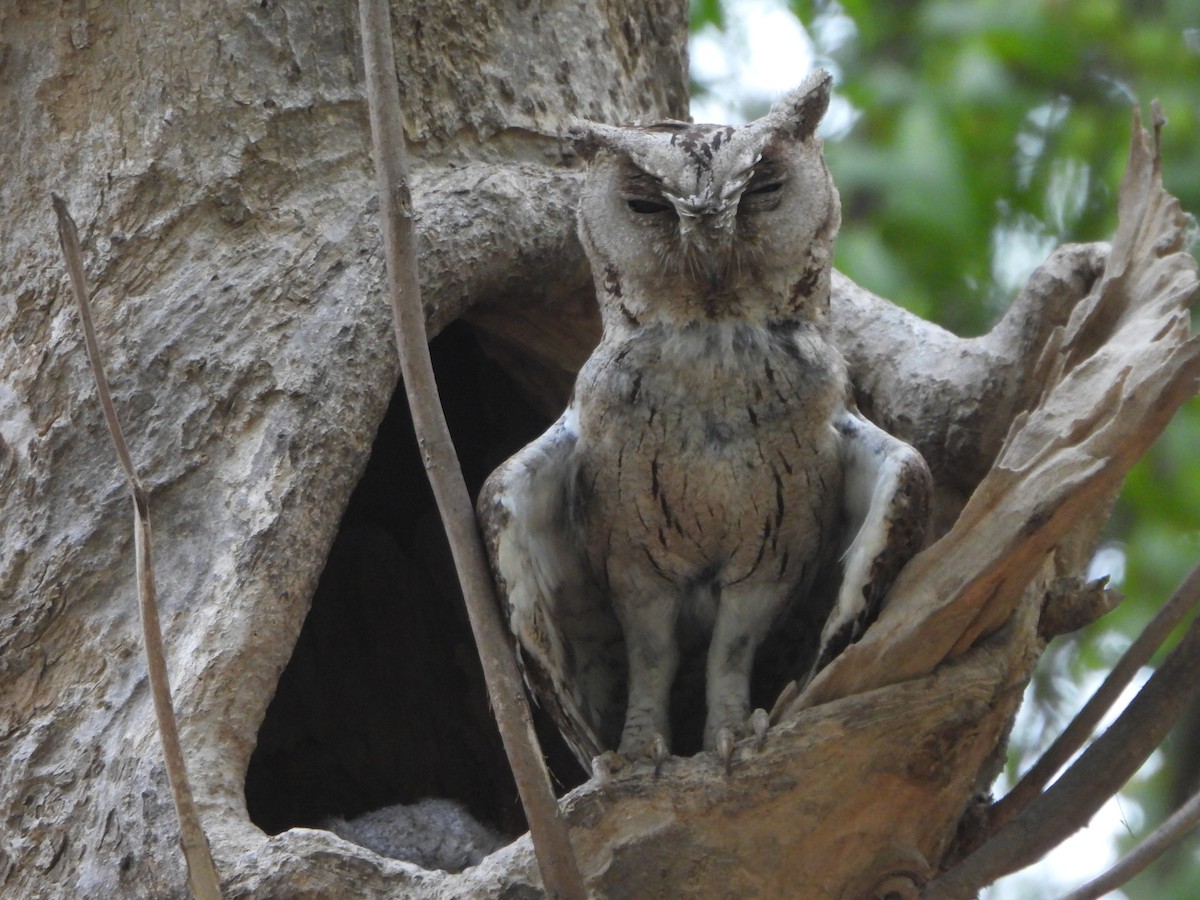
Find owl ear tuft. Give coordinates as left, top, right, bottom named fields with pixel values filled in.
left=567, top=120, right=658, bottom=164
left=568, top=120, right=642, bottom=163
left=566, top=120, right=603, bottom=162
left=768, top=68, right=833, bottom=141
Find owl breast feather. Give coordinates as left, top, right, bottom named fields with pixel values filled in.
left=572, top=320, right=847, bottom=591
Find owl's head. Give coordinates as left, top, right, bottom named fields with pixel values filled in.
left=570, top=69, right=840, bottom=331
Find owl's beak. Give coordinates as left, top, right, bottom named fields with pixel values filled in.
left=676, top=202, right=737, bottom=287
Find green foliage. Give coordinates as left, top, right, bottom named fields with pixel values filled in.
left=690, top=0, right=725, bottom=30
left=805, top=0, right=1200, bottom=333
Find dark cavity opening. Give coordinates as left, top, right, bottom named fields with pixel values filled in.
left=244, top=321, right=587, bottom=842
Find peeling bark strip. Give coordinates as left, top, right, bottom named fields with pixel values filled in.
left=52, top=196, right=222, bottom=900
left=793, top=106, right=1200, bottom=715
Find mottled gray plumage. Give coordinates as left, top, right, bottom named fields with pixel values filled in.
left=322, top=799, right=506, bottom=872
left=478, top=70, right=931, bottom=770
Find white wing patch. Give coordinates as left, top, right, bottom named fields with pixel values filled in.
left=478, top=408, right=624, bottom=770
left=813, top=409, right=931, bottom=673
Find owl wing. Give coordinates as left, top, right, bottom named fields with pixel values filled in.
left=476, top=410, right=624, bottom=772
left=812, top=407, right=933, bottom=673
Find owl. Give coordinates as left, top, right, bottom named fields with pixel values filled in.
left=477, top=70, right=931, bottom=772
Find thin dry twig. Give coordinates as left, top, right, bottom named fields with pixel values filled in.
left=354, top=5, right=586, bottom=898
left=922, top=579, right=1200, bottom=900
left=1060, top=782, right=1200, bottom=900
left=52, top=194, right=222, bottom=900
left=992, top=560, right=1200, bottom=829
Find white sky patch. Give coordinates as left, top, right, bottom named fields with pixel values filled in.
left=690, top=0, right=859, bottom=138
left=990, top=209, right=1059, bottom=299
left=690, top=0, right=816, bottom=125
left=1087, top=543, right=1127, bottom=588
left=992, top=98, right=1092, bottom=317
left=1016, top=100, right=1071, bottom=190
left=1045, top=157, right=1092, bottom=236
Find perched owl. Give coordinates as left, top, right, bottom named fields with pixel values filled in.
left=477, top=70, right=931, bottom=772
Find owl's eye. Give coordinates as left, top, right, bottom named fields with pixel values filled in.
left=745, top=181, right=783, bottom=196
left=739, top=180, right=785, bottom=213
left=627, top=198, right=671, bottom=215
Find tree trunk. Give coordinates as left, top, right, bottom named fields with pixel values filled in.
left=1, top=2, right=1195, bottom=899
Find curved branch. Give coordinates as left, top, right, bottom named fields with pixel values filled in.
left=356, top=3, right=585, bottom=897
left=830, top=242, right=1108, bottom=499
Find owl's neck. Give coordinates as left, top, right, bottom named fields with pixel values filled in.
left=597, top=269, right=831, bottom=335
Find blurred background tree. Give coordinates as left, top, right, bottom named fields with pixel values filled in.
left=689, top=1, right=1199, bottom=897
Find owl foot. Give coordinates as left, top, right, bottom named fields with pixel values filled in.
left=590, top=752, right=624, bottom=790
left=711, top=708, right=771, bottom=774
left=617, top=730, right=671, bottom=776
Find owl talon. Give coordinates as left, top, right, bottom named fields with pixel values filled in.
left=591, top=751, right=623, bottom=789
left=651, top=733, right=669, bottom=777
left=619, top=730, right=671, bottom=774
left=716, top=727, right=736, bottom=775
left=750, top=708, right=769, bottom=751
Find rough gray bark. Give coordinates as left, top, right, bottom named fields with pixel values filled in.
left=1, top=2, right=1196, bottom=899
left=1, top=1, right=683, bottom=896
